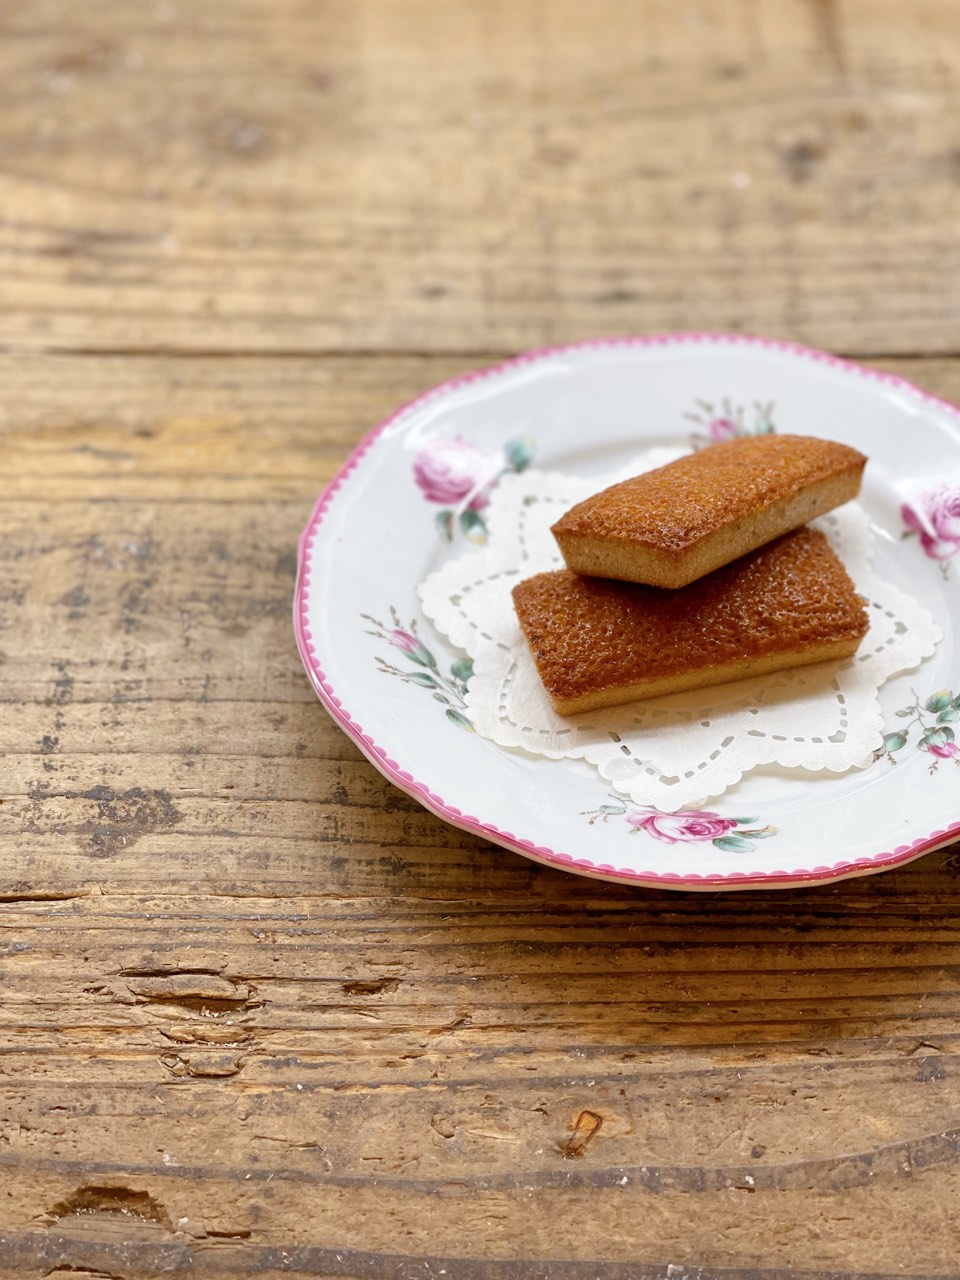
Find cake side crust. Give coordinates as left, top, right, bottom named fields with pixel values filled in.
left=548, top=636, right=864, bottom=715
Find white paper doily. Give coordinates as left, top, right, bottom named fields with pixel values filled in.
left=418, top=453, right=942, bottom=810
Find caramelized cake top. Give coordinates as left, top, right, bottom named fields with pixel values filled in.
left=512, top=528, right=868, bottom=705
left=551, top=435, right=866, bottom=553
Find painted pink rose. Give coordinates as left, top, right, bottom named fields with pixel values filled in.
left=388, top=627, right=434, bottom=668
left=926, top=741, right=958, bottom=760
left=413, top=437, right=499, bottom=511
left=389, top=629, right=420, bottom=654
left=709, top=417, right=739, bottom=442
left=901, top=486, right=960, bottom=562
left=627, top=809, right=738, bottom=844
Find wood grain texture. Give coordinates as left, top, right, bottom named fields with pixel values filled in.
left=4, top=0, right=960, bottom=1274
left=1, top=350, right=959, bottom=1277
left=3, top=0, right=960, bottom=356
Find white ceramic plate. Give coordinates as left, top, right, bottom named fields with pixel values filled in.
left=294, top=336, right=960, bottom=890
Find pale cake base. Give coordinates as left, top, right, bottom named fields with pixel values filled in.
left=550, top=636, right=863, bottom=715
left=556, top=470, right=862, bottom=588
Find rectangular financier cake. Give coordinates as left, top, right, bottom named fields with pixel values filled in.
left=513, top=528, right=869, bottom=715
left=551, top=434, right=866, bottom=588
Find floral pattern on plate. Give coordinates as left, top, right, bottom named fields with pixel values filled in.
left=413, top=435, right=534, bottom=543
left=685, top=397, right=776, bottom=450
left=583, top=797, right=779, bottom=853
left=902, top=485, right=960, bottom=578
left=878, top=688, right=960, bottom=770
left=363, top=609, right=474, bottom=731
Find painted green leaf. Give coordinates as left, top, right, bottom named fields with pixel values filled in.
left=925, top=691, right=953, bottom=713
left=730, top=817, right=758, bottom=825
left=882, top=732, right=908, bottom=752
left=432, top=692, right=450, bottom=704
left=405, top=644, right=438, bottom=669
left=942, top=726, right=956, bottom=742
left=938, top=709, right=960, bottom=723
left=459, top=508, right=487, bottom=542
left=450, top=658, right=475, bottom=683
left=738, top=826, right=777, bottom=840
left=407, top=672, right=438, bottom=688
left=435, top=509, right=454, bottom=540
left=920, top=728, right=949, bottom=748
left=895, top=708, right=913, bottom=718
left=952, top=694, right=960, bottom=710
left=503, top=437, right=534, bottom=472
left=445, top=709, right=474, bottom=732
left=713, top=835, right=754, bottom=853
left=598, top=804, right=626, bottom=816
left=755, top=421, right=775, bottom=435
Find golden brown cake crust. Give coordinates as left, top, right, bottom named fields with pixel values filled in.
left=553, top=435, right=866, bottom=550
left=551, top=434, right=866, bottom=588
left=513, top=527, right=869, bottom=715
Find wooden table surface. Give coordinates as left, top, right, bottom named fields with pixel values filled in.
left=5, top=3, right=960, bottom=1276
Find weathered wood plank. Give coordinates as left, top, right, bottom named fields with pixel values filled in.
left=0, top=353, right=957, bottom=505
left=0, top=352, right=481, bottom=500
left=3, top=2, right=960, bottom=355
left=3, top=0, right=960, bottom=1252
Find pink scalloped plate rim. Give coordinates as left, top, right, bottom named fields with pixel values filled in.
left=294, top=333, right=960, bottom=890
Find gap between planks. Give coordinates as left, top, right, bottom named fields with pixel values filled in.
left=2, top=345, right=960, bottom=363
